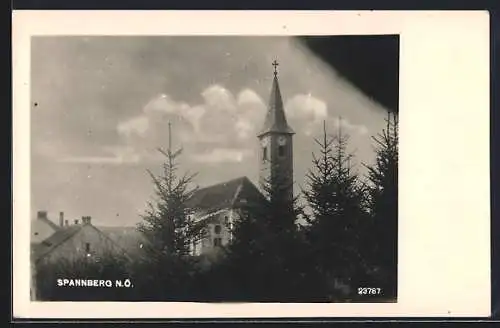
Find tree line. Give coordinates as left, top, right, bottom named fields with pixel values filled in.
left=34, top=113, right=398, bottom=302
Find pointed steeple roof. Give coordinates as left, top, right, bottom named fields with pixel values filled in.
left=258, top=60, right=294, bottom=137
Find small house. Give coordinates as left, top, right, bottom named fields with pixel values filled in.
left=31, top=216, right=131, bottom=265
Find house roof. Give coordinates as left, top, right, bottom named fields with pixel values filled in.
left=31, top=225, right=82, bottom=261
left=186, top=176, right=264, bottom=215
left=97, top=226, right=149, bottom=256
left=31, top=224, right=134, bottom=262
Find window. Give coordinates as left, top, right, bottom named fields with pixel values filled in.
left=262, top=147, right=268, bottom=161
left=214, top=225, right=222, bottom=234
left=85, top=243, right=90, bottom=253
left=34, top=232, right=39, bottom=236
left=278, top=145, right=285, bottom=157
left=224, top=216, right=229, bottom=225
left=213, top=238, right=222, bottom=247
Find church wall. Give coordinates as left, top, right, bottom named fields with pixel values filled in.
left=191, top=209, right=238, bottom=256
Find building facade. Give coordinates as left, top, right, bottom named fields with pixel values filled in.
left=187, top=176, right=264, bottom=257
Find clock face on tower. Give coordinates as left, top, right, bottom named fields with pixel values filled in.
left=278, top=136, right=287, bottom=146
left=261, top=137, right=269, bottom=147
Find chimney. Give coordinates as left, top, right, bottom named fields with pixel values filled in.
left=37, top=211, right=47, bottom=220
left=59, top=212, right=64, bottom=227
left=74, top=219, right=79, bottom=225
left=65, top=220, right=68, bottom=227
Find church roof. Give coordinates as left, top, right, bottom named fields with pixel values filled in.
left=258, top=72, right=294, bottom=137
left=187, top=176, right=264, bottom=214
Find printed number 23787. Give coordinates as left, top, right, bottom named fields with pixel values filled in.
left=358, top=287, right=382, bottom=295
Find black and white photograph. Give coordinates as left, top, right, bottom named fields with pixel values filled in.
left=13, top=10, right=491, bottom=319
left=29, top=34, right=399, bottom=303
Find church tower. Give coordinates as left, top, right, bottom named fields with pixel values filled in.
left=257, top=60, right=295, bottom=202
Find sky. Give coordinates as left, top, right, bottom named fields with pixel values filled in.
left=31, top=36, right=395, bottom=227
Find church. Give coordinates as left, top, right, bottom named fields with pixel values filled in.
left=188, top=61, right=295, bottom=257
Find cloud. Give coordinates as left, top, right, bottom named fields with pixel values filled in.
left=286, top=93, right=328, bottom=123
left=237, top=88, right=265, bottom=106
left=57, top=87, right=368, bottom=166
left=285, top=94, right=328, bottom=136
left=285, top=93, right=368, bottom=136
left=332, top=116, right=369, bottom=136
left=120, top=86, right=258, bottom=144
left=201, top=85, right=236, bottom=110
left=142, top=93, right=205, bottom=137
left=115, top=85, right=267, bottom=164
left=285, top=93, right=328, bottom=136
left=235, top=119, right=254, bottom=140
left=236, top=89, right=267, bottom=135
left=190, top=148, right=251, bottom=164
left=113, top=85, right=368, bottom=166
left=116, top=115, right=149, bottom=137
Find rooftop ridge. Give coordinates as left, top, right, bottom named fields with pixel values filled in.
left=187, top=176, right=262, bottom=213
left=194, top=176, right=249, bottom=193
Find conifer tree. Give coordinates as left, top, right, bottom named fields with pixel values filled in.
left=134, top=122, right=204, bottom=300
left=303, top=118, right=369, bottom=301
left=364, top=112, right=399, bottom=299
left=137, top=146, right=201, bottom=257
left=213, top=196, right=274, bottom=301
left=259, top=174, right=307, bottom=300
left=218, top=173, right=305, bottom=301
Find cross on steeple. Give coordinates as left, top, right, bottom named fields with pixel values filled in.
left=258, top=59, right=294, bottom=137
left=272, top=59, right=279, bottom=76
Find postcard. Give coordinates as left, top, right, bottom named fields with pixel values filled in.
left=12, top=10, right=490, bottom=318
